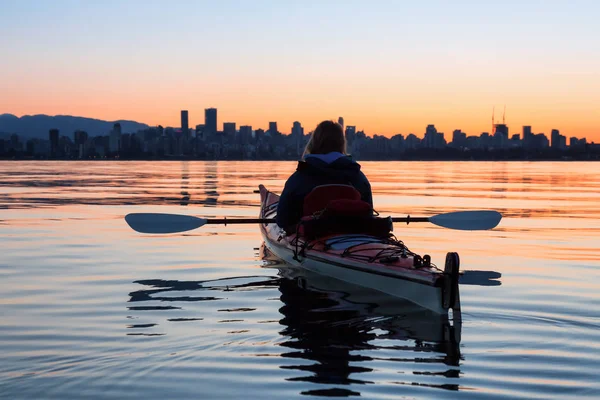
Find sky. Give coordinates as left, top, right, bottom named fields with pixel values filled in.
left=1, top=0, right=599, bottom=141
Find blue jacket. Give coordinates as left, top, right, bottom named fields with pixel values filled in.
left=276, top=152, right=373, bottom=229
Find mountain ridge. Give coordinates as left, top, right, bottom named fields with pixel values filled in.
left=0, top=114, right=151, bottom=139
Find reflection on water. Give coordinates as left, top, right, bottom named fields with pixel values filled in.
left=125, top=247, right=463, bottom=396
left=1, top=161, right=599, bottom=399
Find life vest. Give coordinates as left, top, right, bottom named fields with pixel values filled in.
left=299, top=185, right=391, bottom=239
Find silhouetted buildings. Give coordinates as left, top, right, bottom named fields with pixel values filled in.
left=0, top=109, right=597, bottom=161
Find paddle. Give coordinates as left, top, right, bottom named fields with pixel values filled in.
left=125, top=210, right=502, bottom=234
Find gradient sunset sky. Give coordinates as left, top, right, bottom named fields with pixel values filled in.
left=1, top=0, right=599, bottom=141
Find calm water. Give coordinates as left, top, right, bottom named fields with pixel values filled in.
left=1, top=161, right=599, bottom=399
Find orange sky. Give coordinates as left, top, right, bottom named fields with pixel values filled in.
left=4, top=69, right=598, bottom=141
left=1, top=2, right=599, bottom=142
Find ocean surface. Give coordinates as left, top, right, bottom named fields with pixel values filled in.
left=1, top=160, right=599, bottom=400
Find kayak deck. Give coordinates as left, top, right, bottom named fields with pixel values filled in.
left=258, top=185, right=461, bottom=315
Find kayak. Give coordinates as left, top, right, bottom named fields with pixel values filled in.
left=262, top=243, right=462, bottom=350
left=258, top=185, right=461, bottom=315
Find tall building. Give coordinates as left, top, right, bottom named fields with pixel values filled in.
left=49, top=129, right=59, bottom=157
left=424, top=125, right=446, bottom=149
left=223, top=122, right=236, bottom=137
left=345, top=126, right=356, bottom=143
left=291, top=121, right=304, bottom=154
left=205, top=108, right=217, bottom=136
left=254, top=128, right=265, bottom=142
left=535, top=133, right=550, bottom=148
left=493, top=124, right=509, bottom=148
left=338, top=117, right=344, bottom=130
left=239, top=125, right=252, bottom=144
left=268, top=122, right=278, bottom=136
left=74, top=130, right=88, bottom=159
left=405, top=133, right=420, bottom=149
left=451, top=129, right=467, bottom=148
left=551, top=129, right=567, bottom=150
left=109, top=123, right=122, bottom=153
left=181, top=110, right=189, bottom=137
left=291, top=121, right=304, bottom=138
left=523, top=126, right=533, bottom=148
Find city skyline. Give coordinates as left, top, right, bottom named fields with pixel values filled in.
left=1, top=109, right=594, bottom=144
left=2, top=105, right=597, bottom=161
left=1, top=1, right=599, bottom=141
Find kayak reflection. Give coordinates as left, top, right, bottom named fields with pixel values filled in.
left=125, top=247, right=463, bottom=394
left=263, top=245, right=463, bottom=394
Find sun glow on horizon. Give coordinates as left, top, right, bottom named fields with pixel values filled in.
left=1, top=1, right=599, bottom=142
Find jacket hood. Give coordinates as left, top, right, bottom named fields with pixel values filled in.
left=297, top=153, right=362, bottom=180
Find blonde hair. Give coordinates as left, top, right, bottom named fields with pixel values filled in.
left=303, top=120, right=347, bottom=157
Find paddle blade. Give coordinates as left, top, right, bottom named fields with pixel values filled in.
left=429, top=210, right=502, bottom=231
left=125, top=213, right=207, bottom=234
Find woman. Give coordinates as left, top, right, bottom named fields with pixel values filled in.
left=276, top=120, right=373, bottom=230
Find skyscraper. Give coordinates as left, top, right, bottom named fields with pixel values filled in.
left=291, top=121, right=304, bottom=138
left=451, top=129, right=466, bottom=148
left=49, top=129, right=59, bottom=157
left=493, top=124, right=509, bottom=148
left=424, top=125, right=446, bottom=149
left=291, top=122, right=304, bottom=155
left=551, top=129, right=566, bottom=149
left=338, top=117, right=344, bottom=130
left=268, top=122, right=278, bottom=136
left=239, top=125, right=252, bottom=145
left=223, top=122, right=236, bottom=138
left=181, top=110, right=189, bottom=137
left=345, top=126, right=356, bottom=143
left=205, top=108, right=217, bottom=136
left=74, top=130, right=88, bottom=159
left=523, top=126, right=533, bottom=148
left=109, top=123, right=122, bottom=153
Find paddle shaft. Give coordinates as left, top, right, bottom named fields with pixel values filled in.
left=204, top=216, right=429, bottom=225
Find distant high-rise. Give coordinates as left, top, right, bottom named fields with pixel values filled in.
left=451, top=129, right=467, bottom=148
left=74, top=130, right=88, bottom=159
left=291, top=121, right=304, bottom=138
left=223, top=122, right=236, bottom=137
left=109, top=123, right=122, bottom=153
left=255, top=128, right=265, bottom=141
left=494, top=124, right=509, bottom=148
left=205, top=108, right=217, bottom=136
left=551, top=129, right=566, bottom=150
left=268, top=122, right=278, bottom=136
left=494, top=124, right=509, bottom=138
left=523, top=126, right=533, bottom=148
left=49, top=129, right=59, bottom=157
left=345, top=126, right=356, bottom=143
left=338, top=117, right=344, bottom=130
left=239, top=125, right=252, bottom=144
left=181, top=110, right=189, bottom=137
left=424, top=125, right=446, bottom=149
left=291, top=122, right=304, bottom=155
